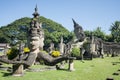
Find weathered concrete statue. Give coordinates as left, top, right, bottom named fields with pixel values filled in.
left=0, top=6, right=74, bottom=76
left=72, top=19, right=85, bottom=42
left=28, top=6, right=69, bottom=66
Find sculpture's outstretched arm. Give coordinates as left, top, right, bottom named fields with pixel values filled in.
left=0, top=51, right=69, bottom=67
left=37, top=52, right=69, bottom=66
left=0, top=56, right=23, bottom=64
left=0, top=53, right=37, bottom=67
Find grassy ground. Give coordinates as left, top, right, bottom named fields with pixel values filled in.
left=0, top=56, right=120, bottom=80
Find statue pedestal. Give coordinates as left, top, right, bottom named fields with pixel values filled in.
left=68, top=58, right=75, bottom=71
left=12, top=64, right=24, bottom=76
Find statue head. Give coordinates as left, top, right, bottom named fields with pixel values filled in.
left=72, top=19, right=85, bottom=42
left=28, top=27, right=44, bottom=51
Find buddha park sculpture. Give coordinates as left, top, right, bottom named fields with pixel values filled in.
left=72, top=19, right=86, bottom=42
left=0, top=6, right=75, bottom=76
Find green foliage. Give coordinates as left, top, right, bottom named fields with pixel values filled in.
left=110, top=21, right=120, bottom=42
left=84, top=30, right=92, bottom=37
left=0, top=17, right=30, bottom=45
left=104, top=34, right=113, bottom=42
left=84, top=27, right=107, bottom=41
left=92, top=27, right=106, bottom=40
left=83, top=41, right=90, bottom=50
left=41, top=16, right=73, bottom=49
left=71, top=47, right=80, bottom=57
left=7, top=47, right=19, bottom=60
left=83, top=21, right=120, bottom=42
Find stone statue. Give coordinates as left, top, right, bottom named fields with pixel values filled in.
left=0, top=6, right=71, bottom=69
left=59, top=36, right=65, bottom=55
left=0, top=6, right=76, bottom=76
left=72, top=19, right=85, bottom=42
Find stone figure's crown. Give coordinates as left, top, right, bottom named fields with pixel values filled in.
left=29, top=27, right=44, bottom=38
left=28, top=6, right=44, bottom=38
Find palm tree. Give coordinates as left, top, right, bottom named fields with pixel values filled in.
left=110, top=21, right=120, bottom=42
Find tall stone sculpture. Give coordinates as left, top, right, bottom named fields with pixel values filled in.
left=59, top=36, right=65, bottom=55
left=72, top=19, right=85, bottom=42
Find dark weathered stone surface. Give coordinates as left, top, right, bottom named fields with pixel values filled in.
left=37, top=52, right=69, bottom=66
left=103, top=42, right=120, bottom=56
left=12, top=64, right=24, bottom=76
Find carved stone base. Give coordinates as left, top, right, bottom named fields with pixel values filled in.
left=68, top=59, right=75, bottom=71
left=12, top=64, right=24, bottom=76
left=56, top=62, right=65, bottom=70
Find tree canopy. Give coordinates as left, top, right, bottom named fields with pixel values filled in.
left=110, top=21, right=120, bottom=42
left=84, top=27, right=106, bottom=41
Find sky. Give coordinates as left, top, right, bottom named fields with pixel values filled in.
left=0, top=0, right=120, bottom=34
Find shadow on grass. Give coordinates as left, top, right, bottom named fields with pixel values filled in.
left=1, top=72, right=12, bottom=77
left=111, top=62, right=120, bottom=65
left=111, top=62, right=120, bottom=64
left=56, top=68, right=69, bottom=71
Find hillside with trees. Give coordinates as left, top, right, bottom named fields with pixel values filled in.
left=0, top=16, right=74, bottom=50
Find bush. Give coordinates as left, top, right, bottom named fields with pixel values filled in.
left=51, top=51, right=60, bottom=57
left=83, top=41, right=90, bottom=50
left=7, top=47, right=19, bottom=60
left=71, top=47, right=80, bottom=57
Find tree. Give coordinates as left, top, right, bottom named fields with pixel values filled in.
left=84, top=27, right=106, bottom=41
left=110, top=21, right=120, bottom=42
left=92, top=27, right=106, bottom=40
left=0, top=17, right=30, bottom=45
left=84, top=30, right=92, bottom=37
left=104, top=34, right=113, bottom=42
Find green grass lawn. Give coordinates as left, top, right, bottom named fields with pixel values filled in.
left=0, top=56, right=120, bottom=80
